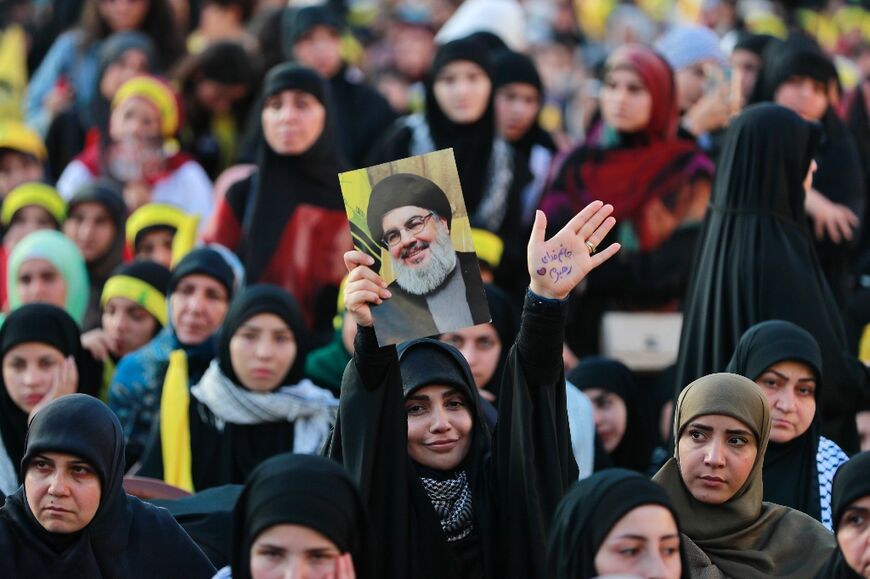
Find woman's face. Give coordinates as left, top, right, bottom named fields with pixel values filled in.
left=678, top=414, right=757, bottom=505
left=3, top=342, right=67, bottom=413
left=109, top=96, right=162, bottom=144
left=261, top=89, right=326, bottom=156
left=100, top=48, right=151, bottom=100
left=584, top=388, right=628, bottom=454
left=433, top=60, right=492, bottom=124
left=250, top=524, right=342, bottom=579
left=229, top=313, right=297, bottom=391
left=494, top=82, right=541, bottom=143
left=195, top=80, right=249, bottom=116
left=837, top=495, right=870, bottom=578
left=169, top=274, right=230, bottom=345
left=755, top=360, right=816, bottom=444
left=4, top=206, right=57, bottom=251
left=25, top=452, right=101, bottom=534
left=600, top=67, right=652, bottom=133
left=404, top=384, right=473, bottom=471
left=774, top=76, right=829, bottom=122
left=135, top=228, right=174, bottom=267
left=17, top=258, right=66, bottom=309
left=102, top=296, right=159, bottom=357
left=98, top=0, right=150, bottom=32
left=63, top=202, right=117, bottom=263
left=594, top=504, right=682, bottom=579
left=439, top=324, right=501, bottom=390
left=730, top=48, right=762, bottom=101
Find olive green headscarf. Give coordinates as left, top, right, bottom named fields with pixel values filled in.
left=7, top=230, right=90, bottom=324
left=653, top=373, right=834, bottom=578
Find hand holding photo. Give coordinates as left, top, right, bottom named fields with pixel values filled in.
left=339, top=149, right=490, bottom=346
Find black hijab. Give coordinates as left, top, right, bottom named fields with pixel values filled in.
left=0, top=304, right=84, bottom=478
left=491, top=49, right=555, bottom=157
left=673, top=103, right=866, bottom=452
left=726, top=320, right=824, bottom=521
left=229, top=453, right=375, bottom=579
left=67, top=179, right=127, bottom=331
left=547, top=468, right=690, bottom=579
left=0, top=395, right=215, bottom=578
left=568, top=357, right=655, bottom=474
left=218, top=284, right=309, bottom=387
left=478, top=283, right=519, bottom=398
left=815, top=451, right=870, bottom=579
left=241, top=63, right=346, bottom=283
left=425, top=37, right=496, bottom=214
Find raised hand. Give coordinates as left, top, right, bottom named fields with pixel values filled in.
left=343, top=250, right=392, bottom=328
left=528, top=201, right=620, bottom=300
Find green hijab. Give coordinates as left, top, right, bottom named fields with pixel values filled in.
left=7, top=230, right=90, bottom=324
left=653, top=373, right=834, bottom=579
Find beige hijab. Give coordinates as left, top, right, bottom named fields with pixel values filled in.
left=653, top=373, right=834, bottom=578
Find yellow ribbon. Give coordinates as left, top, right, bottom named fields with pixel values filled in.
left=160, top=350, right=194, bottom=492
left=101, top=275, right=168, bottom=327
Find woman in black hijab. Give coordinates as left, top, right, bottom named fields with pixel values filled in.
left=219, top=453, right=375, bottom=579
left=752, top=34, right=865, bottom=305
left=331, top=200, right=620, bottom=579
left=0, top=394, right=215, bottom=577
left=63, top=179, right=127, bottom=331
left=568, top=357, right=658, bottom=475
left=138, top=285, right=338, bottom=491
left=815, top=451, right=870, bottom=579
left=547, top=468, right=689, bottom=579
left=205, top=63, right=350, bottom=342
left=366, top=36, right=521, bottom=241
left=674, top=103, right=868, bottom=453
left=726, top=319, right=850, bottom=529
left=0, top=304, right=93, bottom=497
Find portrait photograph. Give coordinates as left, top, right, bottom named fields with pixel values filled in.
left=339, top=148, right=491, bottom=346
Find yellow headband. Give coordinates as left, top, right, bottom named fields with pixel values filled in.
left=101, top=275, right=168, bottom=327
left=1, top=183, right=65, bottom=226
left=112, top=76, right=180, bottom=138
left=125, top=203, right=199, bottom=267
left=0, top=120, right=47, bottom=161
left=471, top=228, right=504, bottom=268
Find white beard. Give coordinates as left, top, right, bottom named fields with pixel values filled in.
left=392, top=222, right=457, bottom=296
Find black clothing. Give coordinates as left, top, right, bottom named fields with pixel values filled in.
left=229, top=453, right=376, bottom=579
left=168, top=246, right=239, bottom=301
left=814, top=451, right=870, bottom=579
left=328, top=291, right=577, bottom=579
left=0, top=395, right=215, bottom=578
left=674, top=103, right=867, bottom=452
left=547, top=468, right=690, bottom=579
left=569, top=357, right=655, bottom=474
left=726, top=320, right=824, bottom=522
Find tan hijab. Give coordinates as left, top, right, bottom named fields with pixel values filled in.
left=653, top=373, right=834, bottom=578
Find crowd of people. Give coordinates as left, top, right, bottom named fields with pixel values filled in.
left=0, top=0, right=869, bottom=577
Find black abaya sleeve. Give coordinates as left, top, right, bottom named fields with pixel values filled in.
left=490, top=292, right=579, bottom=579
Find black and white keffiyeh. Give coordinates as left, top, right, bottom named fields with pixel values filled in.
left=191, top=360, right=338, bottom=454
left=419, top=470, right=475, bottom=542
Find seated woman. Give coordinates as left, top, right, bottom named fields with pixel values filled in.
left=109, top=246, right=243, bottom=466
left=125, top=202, right=199, bottom=268
left=726, top=320, right=850, bottom=530
left=7, top=229, right=89, bottom=325
left=63, top=179, right=127, bottom=330
left=0, top=183, right=65, bottom=308
left=0, top=394, right=215, bottom=577
left=56, top=75, right=213, bottom=220
left=330, top=201, right=620, bottom=578
left=654, top=373, right=835, bottom=578
left=203, top=63, right=350, bottom=340
left=0, top=304, right=86, bottom=496
left=815, top=451, right=870, bottom=578
left=81, top=260, right=172, bottom=399
left=137, top=285, right=338, bottom=491
left=214, top=453, right=375, bottom=579
left=568, top=357, right=659, bottom=476
left=547, top=468, right=688, bottom=579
